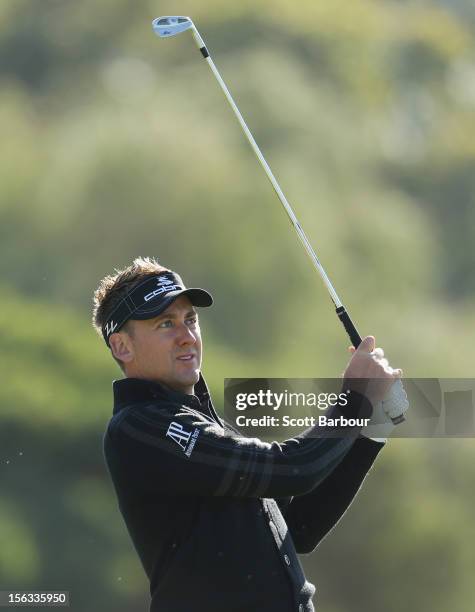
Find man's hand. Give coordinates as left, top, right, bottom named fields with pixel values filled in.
left=343, top=336, right=402, bottom=407
left=343, top=336, right=408, bottom=441
left=362, top=379, right=409, bottom=441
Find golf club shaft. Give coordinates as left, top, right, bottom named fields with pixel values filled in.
left=153, top=17, right=405, bottom=425
left=191, top=28, right=363, bottom=350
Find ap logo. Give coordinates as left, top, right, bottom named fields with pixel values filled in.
left=166, top=421, right=200, bottom=458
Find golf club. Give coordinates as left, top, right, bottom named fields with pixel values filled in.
left=152, top=16, right=405, bottom=425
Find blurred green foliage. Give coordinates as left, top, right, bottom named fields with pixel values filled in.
left=1, top=0, right=475, bottom=610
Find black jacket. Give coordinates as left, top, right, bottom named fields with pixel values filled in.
left=103, top=375, right=384, bottom=612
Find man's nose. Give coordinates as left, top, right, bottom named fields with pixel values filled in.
left=176, top=323, right=196, bottom=344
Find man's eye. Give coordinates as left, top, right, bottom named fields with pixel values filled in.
left=186, top=317, right=198, bottom=326
left=158, top=320, right=173, bottom=328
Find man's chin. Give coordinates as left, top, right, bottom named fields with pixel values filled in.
left=177, top=368, right=201, bottom=388
left=189, top=368, right=201, bottom=384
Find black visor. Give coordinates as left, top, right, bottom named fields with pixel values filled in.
left=102, top=271, right=213, bottom=346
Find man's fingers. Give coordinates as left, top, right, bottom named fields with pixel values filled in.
left=355, top=335, right=375, bottom=354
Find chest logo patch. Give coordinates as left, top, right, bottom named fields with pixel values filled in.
left=166, top=421, right=200, bottom=457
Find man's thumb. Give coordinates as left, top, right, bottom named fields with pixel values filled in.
left=356, top=335, right=375, bottom=353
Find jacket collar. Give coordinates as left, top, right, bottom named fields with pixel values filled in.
left=112, top=372, right=222, bottom=425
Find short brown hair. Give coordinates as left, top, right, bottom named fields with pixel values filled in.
left=92, top=256, right=171, bottom=370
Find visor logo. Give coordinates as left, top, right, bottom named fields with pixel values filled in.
left=144, top=283, right=182, bottom=302
left=105, top=320, right=118, bottom=336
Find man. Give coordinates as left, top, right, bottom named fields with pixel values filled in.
left=93, top=256, right=406, bottom=612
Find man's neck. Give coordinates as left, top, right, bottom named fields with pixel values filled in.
left=125, top=374, right=194, bottom=396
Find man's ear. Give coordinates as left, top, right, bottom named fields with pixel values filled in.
left=109, top=331, right=134, bottom=364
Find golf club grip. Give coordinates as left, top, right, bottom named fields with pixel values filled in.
left=336, top=306, right=361, bottom=348
left=336, top=306, right=406, bottom=425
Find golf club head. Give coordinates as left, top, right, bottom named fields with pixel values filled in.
left=152, top=16, right=194, bottom=38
